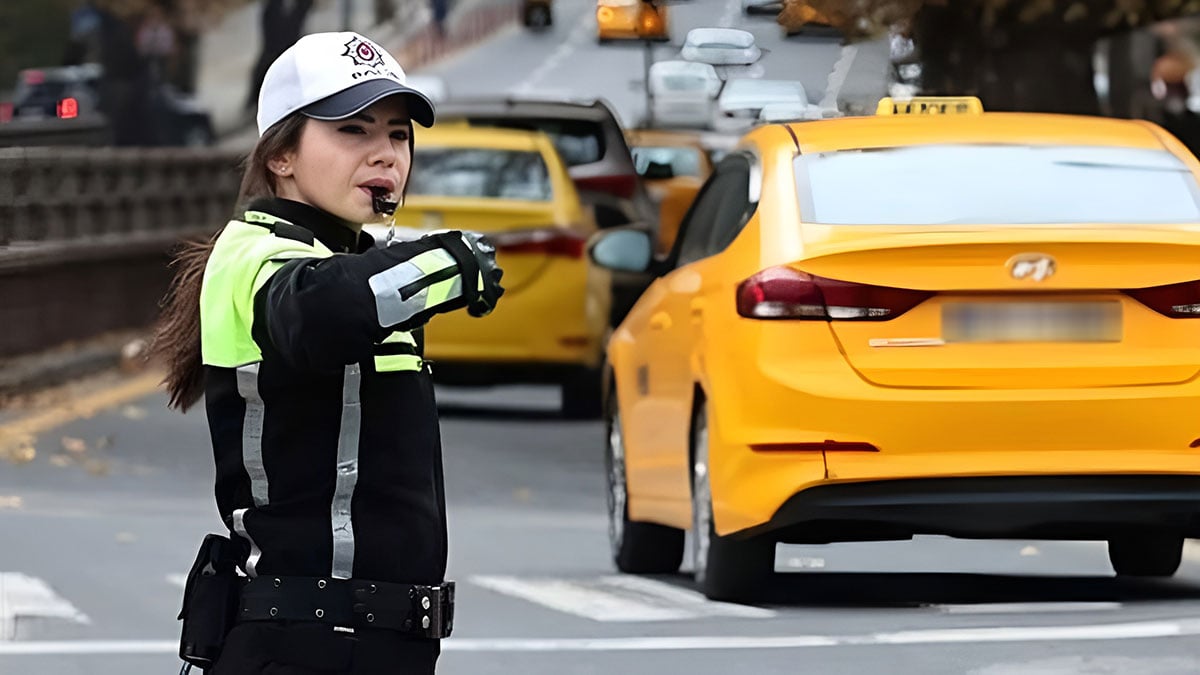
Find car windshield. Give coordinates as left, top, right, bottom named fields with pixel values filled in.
left=631, top=145, right=704, bottom=178
left=408, top=148, right=553, bottom=201
left=795, top=144, right=1200, bottom=225
left=720, top=80, right=805, bottom=106
left=477, top=118, right=606, bottom=167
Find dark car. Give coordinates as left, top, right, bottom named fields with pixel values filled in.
left=8, top=64, right=214, bottom=147
left=436, top=97, right=661, bottom=324
left=523, top=0, right=552, bottom=28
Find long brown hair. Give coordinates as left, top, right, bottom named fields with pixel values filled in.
left=154, top=114, right=307, bottom=411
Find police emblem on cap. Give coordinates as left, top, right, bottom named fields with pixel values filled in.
left=342, top=36, right=385, bottom=69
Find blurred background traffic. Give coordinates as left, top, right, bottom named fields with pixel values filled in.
left=8, top=2, right=1200, bottom=674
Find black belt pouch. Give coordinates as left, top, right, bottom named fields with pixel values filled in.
left=178, top=533, right=242, bottom=668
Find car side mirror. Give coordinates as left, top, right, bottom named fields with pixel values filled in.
left=589, top=228, right=653, bottom=273
left=655, top=177, right=703, bottom=255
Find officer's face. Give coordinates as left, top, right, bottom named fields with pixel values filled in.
left=275, top=97, right=413, bottom=227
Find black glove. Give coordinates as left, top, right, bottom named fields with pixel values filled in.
left=460, top=231, right=505, bottom=317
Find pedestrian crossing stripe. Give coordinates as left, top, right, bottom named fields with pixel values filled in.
left=469, top=575, right=776, bottom=622
left=0, top=573, right=90, bottom=641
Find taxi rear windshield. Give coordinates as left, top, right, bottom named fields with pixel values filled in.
left=794, top=144, right=1200, bottom=225
left=408, top=148, right=553, bottom=201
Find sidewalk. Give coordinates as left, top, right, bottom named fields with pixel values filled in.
left=198, top=0, right=521, bottom=150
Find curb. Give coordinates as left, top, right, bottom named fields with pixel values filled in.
left=0, top=330, right=148, bottom=403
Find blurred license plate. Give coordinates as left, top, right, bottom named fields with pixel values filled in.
left=942, top=301, right=1122, bottom=343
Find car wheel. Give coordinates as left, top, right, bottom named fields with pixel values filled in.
left=691, top=402, right=774, bottom=602
left=1108, top=534, right=1184, bottom=577
left=524, top=5, right=551, bottom=28
left=562, top=366, right=603, bottom=419
left=606, top=392, right=685, bottom=573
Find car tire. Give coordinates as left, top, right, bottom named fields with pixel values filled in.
left=562, top=366, right=603, bottom=419
left=691, top=402, right=774, bottom=602
left=524, top=5, right=551, bottom=29
left=606, top=391, right=685, bottom=573
left=1108, top=534, right=1184, bottom=577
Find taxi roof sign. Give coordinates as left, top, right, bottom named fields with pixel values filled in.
left=876, top=96, right=984, bottom=116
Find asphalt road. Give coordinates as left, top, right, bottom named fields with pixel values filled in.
left=424, top=0, right=846, bottom=127
left=3, top=372, right=1200, bottom=675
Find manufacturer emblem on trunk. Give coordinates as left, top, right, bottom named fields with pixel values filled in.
left=1008, top=254, right=1056, bottom=282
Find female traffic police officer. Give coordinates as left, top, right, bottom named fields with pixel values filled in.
left=155, top=31, right=503, bottom=674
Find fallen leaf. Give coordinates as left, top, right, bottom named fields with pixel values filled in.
left=120, top=405, right=148, bottom=420
left=60, top=436, right=87, bottom=454
left=0, top=496, right=23, bottom=510
left=0, top=435, right=36, bottom=465
left=84, top=459, right=110, bottom=476
left=49, top=455, right=73, bottom=468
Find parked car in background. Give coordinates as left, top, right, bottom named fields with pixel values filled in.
left=523, top=0, right=553, bottom=28
left=436, top=97, right=660, bottom=324
left=648, top=60, right=723, bottom=128
left=366, top=126, right=610, bottom=418
left=6, top=63, right=213, bottom=146
left=597, top=0, right=670, bottom=42
left=406, top=75, right=450, bottom=104
left=681, top=28, right=761, bottom=65
left=741, top=0, right=782, bottom=15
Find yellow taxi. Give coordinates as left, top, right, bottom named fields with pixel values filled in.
left=597, top=0, right=669, bottom=43
left=589, top=96, right=1200, bottom=600
left=380, top=126, right=610, bottom=418
left=625, top=128, right=713, bottom=253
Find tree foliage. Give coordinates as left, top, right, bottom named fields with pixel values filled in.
left=781, top=0, right=1200, bottom=40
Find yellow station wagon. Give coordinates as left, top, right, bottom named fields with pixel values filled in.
left=590, top=97, right=1200, bottom=600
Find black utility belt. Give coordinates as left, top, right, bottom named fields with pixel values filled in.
left=238, top=575, right=455, bottom=639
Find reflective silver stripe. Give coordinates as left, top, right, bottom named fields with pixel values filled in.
left=232, top=508, right=263, bottom=577
left=236, top=363, right=269, bottom=507
left=368, top=248, right=459, bottom=328
left=331, top=364, right=363, bottom=579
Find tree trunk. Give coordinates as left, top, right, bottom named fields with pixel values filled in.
left=913, top=5, right=1100, bottom=115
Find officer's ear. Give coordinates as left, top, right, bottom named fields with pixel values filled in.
left=268, top=155, right=294, bottom=178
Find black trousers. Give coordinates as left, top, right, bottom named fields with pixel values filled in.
left=211, top=622, right=439, bottom=674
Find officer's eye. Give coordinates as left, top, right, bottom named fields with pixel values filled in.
left=390, top=130, right=411, bottom=142
left=338, top=125, right=366, bottom=134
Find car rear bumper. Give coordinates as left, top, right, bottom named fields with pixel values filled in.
left=734, top=475, right=1200, bottom=542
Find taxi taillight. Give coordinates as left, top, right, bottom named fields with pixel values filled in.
left=489, top=227, right=587, bottom=258
left=736, top=266, right=932, bottom=320
left=1124, top=280, right=1200, bottom=318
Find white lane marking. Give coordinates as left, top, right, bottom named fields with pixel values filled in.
left=818, top=44, right=858, bottom=111
left=5, top=617, right=1200, bottom=655
left=598, top=575, right=776, bottom=618
left=472, top=575, right=702, bottom=621
left=513, top=3, right=593, bottom=95
left=720, top=0, right=740, bottom=28
left=937, top=602, right=1122, bottom=615
left=0, top=573, right=90, bottom=640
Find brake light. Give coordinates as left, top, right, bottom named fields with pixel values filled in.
left=0, top=103, right=11, bottom=123
left=597, top=6, right=614, bottom=21
left=57, top=97, right=79, bottom=119
left=489, top=227, right=587, bottom=258
left=638, top=6, right=663, bottom=33
left=1124, top=280, right=1200, bottom=318
left=574, top=174, right=637, bottom=200
left=736, top=266, right=932, bottom=320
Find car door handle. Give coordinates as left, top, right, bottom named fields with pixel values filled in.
left=690, top=299, right=705, bottom=318
left=649, top=313, right=672, bottom=330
